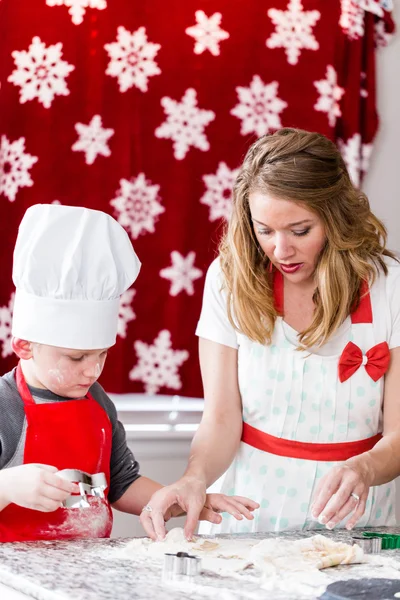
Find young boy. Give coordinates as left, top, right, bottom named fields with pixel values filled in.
left=0, top=204, right=257, bottom=542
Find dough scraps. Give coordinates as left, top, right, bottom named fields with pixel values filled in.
left=117, top=528, right=364, bottom=577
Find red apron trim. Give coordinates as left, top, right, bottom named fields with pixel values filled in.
left=241, top=422, right=382, bottom=461
left=273, top=269, right=284, bottom=315
left=272, top=270, right=372, bottom=324
left=350, top=280, right=373, bottom=324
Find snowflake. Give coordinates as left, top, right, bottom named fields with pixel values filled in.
left=185, top=10, right=229, bottom=56
left=200, top=162, right=239, bottom=222
left=0, top=293, right=15, bottom=359
left=231, top=75, right=287, bottom=137
left=339, top=0, right=365, bottom=39
left=118, top=289, right=136, bottom=338
left=339, top=0, right=384, bottom=40
left=110, top=173, right=165, bottom=239
left=338, top=133, right=373, bottom=187
left=129, top=330, right=189, bottom=395
left=72, top=114, right=114, bottom=165
left=105, top=26, right=161, bottom=93
left=8, top=37, right=75, bottom=108
left=0, top=135, right=38, bottom=202
left=160, top=252, right=203, bottom=296
left=155, top=88, right=215, bottom=160
left=46, top=0, right=107, bottom=26
left=360, top=0, right=384, bottom=16
left=374, top=19, right=393, bottom=47
left=314, top=65, right=345, bottom=128
left=266, top=0, right=320, bottom=66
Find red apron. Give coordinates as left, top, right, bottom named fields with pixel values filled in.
left=0, top=363, right=113, bottom=541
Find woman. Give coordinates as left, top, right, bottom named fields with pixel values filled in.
left=140, top=128, right=400, bottom=541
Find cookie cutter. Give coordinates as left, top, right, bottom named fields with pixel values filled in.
left=57, top=469, right=107, bottom=509
left=351, top=535, right=382, bottom=554
left=362, top=531, right=400, bottom=550
left=163, top=551, right=202, bottom=583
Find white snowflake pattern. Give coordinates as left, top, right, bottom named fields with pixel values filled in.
left=129, top=330, right=189, bottom=394
left=374, top=19, right=393, bottom=47
left=110, top=173, right=165, bottom=239
left=118, top=289, right=136, bottom=338
left=8, top=37, right=75, bottom=109
left=200, top=162, right=239, bottom=221
left=160, top=252, right=203, bottom=296
left=360, top=0, right=384, bottom=16
left=72, top=114, right=114, bottom=165
left=339, top=0, right=365, bottom=39
left=46, top=0, right=107, bottom=26
left=0, top=293, right=15, bottom=359
left=104, top=26, right=161, bottom=93
left=0, top=135, right=38, bottom=202
left=314, top=65, right=345, bottom=128
left=185, top=10, right=229, bottom=56
left=155, top=88, right=215, bottom=160
left=266, top=0, right=320, bottom=66
left=338, top=133, right=373, bottom=187
left=231, top=75, right=287, bottom=137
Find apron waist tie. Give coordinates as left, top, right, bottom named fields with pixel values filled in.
left=241, top=422, right=382, bottom=462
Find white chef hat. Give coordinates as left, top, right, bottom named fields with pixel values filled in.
left=12, top=204, right=141, bottom=349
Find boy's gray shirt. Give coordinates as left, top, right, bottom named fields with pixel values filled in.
left=0, top=368, right=140, bottom=503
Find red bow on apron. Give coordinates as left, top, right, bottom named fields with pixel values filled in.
left=0, top=363, right=113, bottom=541
left=242, top=273, right=388, bottom=461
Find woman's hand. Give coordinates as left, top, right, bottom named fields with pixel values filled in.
left=166, top=493, right=259, bottom=526
left=311, top=460, right=373, bottom=530
left=139, top=476, right=207, bottom=541
left=139, top=477, right=260, bottom=541
left=201, top=493, right=259, bottom=521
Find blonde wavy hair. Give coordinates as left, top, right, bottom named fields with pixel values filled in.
left=219, top=128, right=396, bottom=349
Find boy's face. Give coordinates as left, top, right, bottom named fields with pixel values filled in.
left=30, top=344, right=109, bottom=398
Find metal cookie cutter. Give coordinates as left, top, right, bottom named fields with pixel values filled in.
left=57, top=469, right=107, bottom=509
left=163, top=552, right=202, bottom=583
left=352, top=535, right=382, bottom=554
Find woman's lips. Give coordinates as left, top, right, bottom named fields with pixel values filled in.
left=279, top=262, right=304, bottom=273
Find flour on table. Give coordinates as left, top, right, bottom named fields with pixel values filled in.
left=118, top=527, right=256, bottom=574
left=114, top=527, right=364, bottom=578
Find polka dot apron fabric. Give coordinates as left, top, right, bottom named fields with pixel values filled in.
left=200, top=272, right=395, bottom=533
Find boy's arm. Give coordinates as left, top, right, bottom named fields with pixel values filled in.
left=111, top=476, right=162, bottom=514
left=90, top=384, right=143, bottom=504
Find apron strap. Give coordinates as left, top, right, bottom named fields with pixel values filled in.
left=16, top=362, right=36, bottom=406
left=273, top=271, right=372, bottom=324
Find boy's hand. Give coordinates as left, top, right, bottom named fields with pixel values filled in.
left=0, top=464, right=80, bottom=512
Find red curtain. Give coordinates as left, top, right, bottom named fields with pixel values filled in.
left=0, top=0, right=395, bottom=397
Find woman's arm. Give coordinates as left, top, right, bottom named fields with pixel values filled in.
left=347, top=346, right=400, bottom=485
left=312, top=347, right=400, bottom=529
left=139, top=337, right=244, bottom=540
left=183, top=337, right=243, bottom=486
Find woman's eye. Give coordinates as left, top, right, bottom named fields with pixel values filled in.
left=70, top=356, right=84, bottom=362
left=293, top=228, right=310, bottom=237
left=257, top=229, right=271, bottom=236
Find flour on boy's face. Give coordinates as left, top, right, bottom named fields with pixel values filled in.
left=31, top=344, right=109, bottom=398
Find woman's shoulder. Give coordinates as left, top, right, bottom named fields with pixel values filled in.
left=204, top=256, right=226, bottom=289
left=381, top=254, right=400, bottom=284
